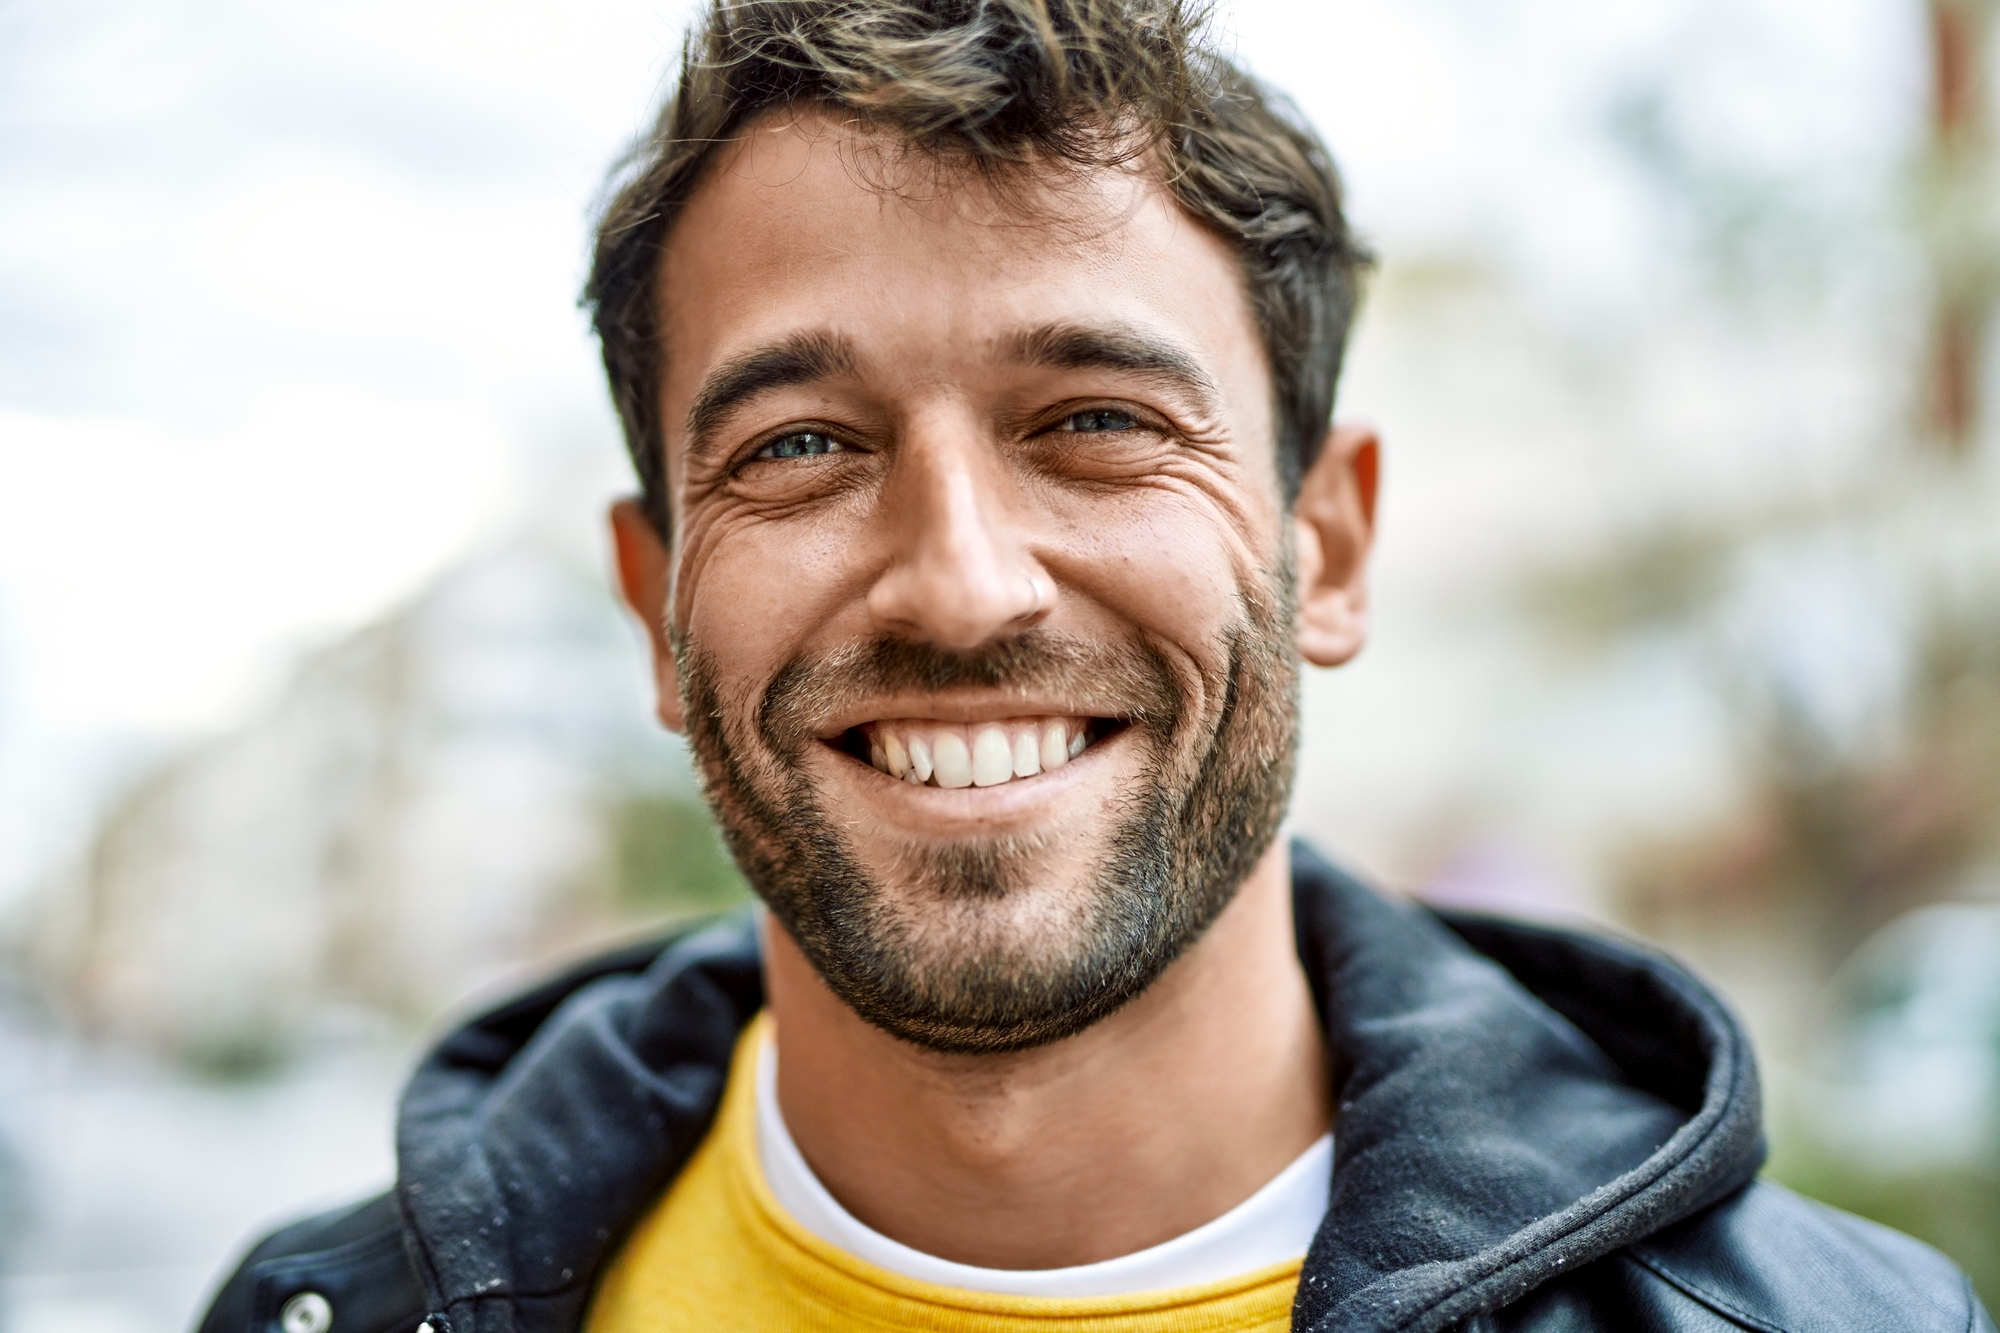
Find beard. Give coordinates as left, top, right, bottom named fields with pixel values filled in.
left=676, top=569, right=1300, bottom=1055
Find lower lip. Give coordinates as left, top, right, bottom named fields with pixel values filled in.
left=816, top=729, right=1123, bottom=828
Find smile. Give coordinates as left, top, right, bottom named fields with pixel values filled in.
left=850, top=716, right=1101, bottom=788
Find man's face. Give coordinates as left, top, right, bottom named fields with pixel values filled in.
left=627, top=112, right=1329, bottom=1052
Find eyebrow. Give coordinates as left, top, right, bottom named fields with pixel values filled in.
left=1003, top=322, right=1221, bottom=407
left=684, top=330, right=859, bottom=458
left=680, top=321, right=1218, bottom=458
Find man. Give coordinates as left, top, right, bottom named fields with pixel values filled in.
left=201, top=2, right=1993, bottom=1330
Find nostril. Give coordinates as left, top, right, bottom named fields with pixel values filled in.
left=1011, top=575, right=1047, bottom=623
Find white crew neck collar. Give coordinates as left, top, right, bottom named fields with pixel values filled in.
left=753, top=1031, right=1332, bottom=1298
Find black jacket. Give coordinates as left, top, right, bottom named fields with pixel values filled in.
left=199, top=845, right=1995, bottom=1332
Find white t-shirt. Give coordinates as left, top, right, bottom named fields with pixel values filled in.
left=754, top=1035, right=1332, bottom=1298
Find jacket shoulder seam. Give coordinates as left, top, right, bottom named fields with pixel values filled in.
left=257, top=1218, right=408, bottom=1273
left=1624, top=1248, right=1787, bottom=1333
left=203, top=1218, right=416, bottom=1333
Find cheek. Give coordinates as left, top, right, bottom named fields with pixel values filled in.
left=677, top=508, right=857, bottom=682
left=1048, top=489, right=1253, bottom=675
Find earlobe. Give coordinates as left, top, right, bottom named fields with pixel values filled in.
left=609, top=499, right=687, bottom=732
left=1292, top=423, right=1380, bottom=669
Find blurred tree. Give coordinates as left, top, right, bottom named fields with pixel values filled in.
left=1922, top=0, right=2000, bottom=452
left=600, top=788, right=751, bottom=919
left=1517, top=0, right=2000, bottom=1301
left=1611, top=594, right=2000, bottom=966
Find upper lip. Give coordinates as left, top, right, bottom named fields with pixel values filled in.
left=809, top=693, right=1119, bottom=740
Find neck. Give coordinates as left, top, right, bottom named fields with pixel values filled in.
left=763, top=841, right=1331, bottom=1270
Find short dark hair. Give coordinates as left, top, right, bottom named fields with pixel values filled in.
left=586, top=0, right=1371, bottom=534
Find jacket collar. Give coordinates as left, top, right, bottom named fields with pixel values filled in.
left=1288, top=844, right=1763, bottom=1331
left=394, top=843, right=1763, bottom=1333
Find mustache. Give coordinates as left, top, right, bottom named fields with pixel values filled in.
left=756, top=630, right=1183, bottom=755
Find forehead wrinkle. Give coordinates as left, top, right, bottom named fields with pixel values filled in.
left=1002, top=320, right=1222, bottom=411
left=684, top=329, right=860, bottom=459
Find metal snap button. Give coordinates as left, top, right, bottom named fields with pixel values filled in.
left=280, top=1291, right=334, bottom=1333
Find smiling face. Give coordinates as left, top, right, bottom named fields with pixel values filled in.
left=613, top=110, right=1370, bottom=1053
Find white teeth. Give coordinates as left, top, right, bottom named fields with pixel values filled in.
left=1012, top=730, right=1041, bottom=778
left=932, top=732, right=974, bottom=788
left=971, top=726, right=1013, bottom=786
left=863, top=717, right=1093, bottom=787
left=1040, top=719, right=1069, bottom=772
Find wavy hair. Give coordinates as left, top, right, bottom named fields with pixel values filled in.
left=586, top=0, right=1371, bottom=533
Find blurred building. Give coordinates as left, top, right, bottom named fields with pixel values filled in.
left=29, top=540, right=740, bottom=1067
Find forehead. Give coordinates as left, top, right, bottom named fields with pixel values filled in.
left=654, top=110, right=1270, bottom=428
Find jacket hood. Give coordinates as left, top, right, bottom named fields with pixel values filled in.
left=1290, top=847, right=1764, bottom=1331
left=393, top=843, right=1764, bottom=1333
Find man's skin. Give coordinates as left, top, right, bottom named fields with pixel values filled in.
left=611, top=110, right=1381, bottom=1271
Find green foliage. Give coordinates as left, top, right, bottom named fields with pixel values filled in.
left=1519, top=517, right=1737, bottom=653
left=177, top=1025, right=294, bottom=1083
left=604, top=789, right=752, bottom=919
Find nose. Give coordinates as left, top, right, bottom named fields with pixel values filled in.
left=865, top=418, right=1046, bottom=650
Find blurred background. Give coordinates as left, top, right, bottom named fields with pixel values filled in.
left=3, top=0, right=1998, bottom=1325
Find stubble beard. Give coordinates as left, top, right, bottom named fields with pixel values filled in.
left=676, top=571, right=1300, bottom=1054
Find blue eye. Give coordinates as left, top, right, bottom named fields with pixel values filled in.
left=1063, top=409, right=1137, bottom=433
left=757, top=431, right=841, bottom=459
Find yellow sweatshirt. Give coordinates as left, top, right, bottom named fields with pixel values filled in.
left=587, top=1016, right=1300, bottom=1332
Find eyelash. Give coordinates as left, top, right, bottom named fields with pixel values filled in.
left=752, top=430, right=845, bottom=461
left=1059, top=407, right=1140, bottom=433
left=742, top=404, right=1149, bottom=470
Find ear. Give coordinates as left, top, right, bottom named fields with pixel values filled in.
left=1292, top=422, right=1380, bottom=668
left=610, top=498, right=686, bottom=732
